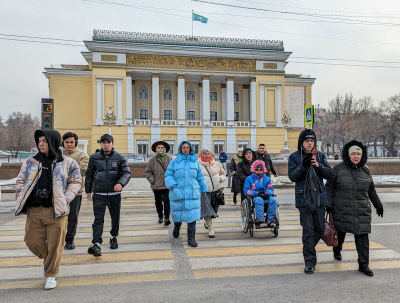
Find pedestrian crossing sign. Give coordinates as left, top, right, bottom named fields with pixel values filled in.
left=305, top=105, right=314, bottom=125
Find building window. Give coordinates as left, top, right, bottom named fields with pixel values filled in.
left=163, top=110, right=172, bottom=120
left=210, top=92, right=217, bottom=101
left=140, top=109, right=148, bottom=119
left=191, top=141, right=201, bottom=156
left=187, top=91, right=195, bottom=101
left=210, top=111, right=218, bottom=121
left=234, top=93, right=239, bottom=102
left=137, top=143, right=148, bottom=155
left=234, top=111, right=240, bottom=121
left=163, top=90, right=172, bottom=100
left=139, top=89, right=148, bottom=100
left=213, top=142, right=225, bottom=154
left=187, top=111, right=195, bottom=120
left=238, top=141, right=248, bottom=150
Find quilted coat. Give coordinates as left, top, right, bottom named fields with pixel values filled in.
left=243, top=173, right=274, bottom=198
left=326, top=140, right=383, bottom=235
left=198, top=158, right=226, bottom=193
left=165, top=141, right=208, bottom=223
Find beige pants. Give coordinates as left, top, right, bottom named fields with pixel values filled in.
left=24, top=206, right=67, bottom=277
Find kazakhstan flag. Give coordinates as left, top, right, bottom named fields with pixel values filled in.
left=193, top=13, right=208, bottom=24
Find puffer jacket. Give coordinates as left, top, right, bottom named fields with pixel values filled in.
left=288, top=129, right=333, bottom=207
left=145, top=155, right=172, bottom=190
left=198, top=159, right=226, bottom=193
left=243, top=173, right=274, bottom=197
left=230, top=154, right=242, bottom=194
left=15, top=152, right=82, bottom=218
left=165, top=141, right=208, bottom=223
left=62, top=147, right=89, bottom=195
left=85, top=148, right=131, bottom=194
left=326, top=140, right=383, bottom=235
left=237, top=148, right=256, bottom=188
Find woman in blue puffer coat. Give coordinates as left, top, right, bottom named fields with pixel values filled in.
left=165, top=140, right=208, bottom=247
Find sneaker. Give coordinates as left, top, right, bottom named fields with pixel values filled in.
left=110, top=237, right=118, bottom=249
left=267, top=221, right=275, bottom=228
left=88, top=244, right=102, bottom=257
left=164, top=219, right=171, bottom=226
left=64, top=240, right=75, bottom=250
left=158, top=218, right=163, bottom=223
left=45, top=277, right=57, bottom=290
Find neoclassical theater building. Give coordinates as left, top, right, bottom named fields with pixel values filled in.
left=43, top=29, right=315, bottom=155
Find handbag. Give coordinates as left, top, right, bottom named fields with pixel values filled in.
left=322, top=212, right=338, bottom=247
left=202, top=164, right=225, bottom=206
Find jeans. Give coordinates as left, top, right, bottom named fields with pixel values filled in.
left=253, top=196, right=277, bottom=221
left=299, top=206, right=325, bottom=266
left=92, top=194, right=121, bottom=245
left=153, top=189, right=170, bottom=220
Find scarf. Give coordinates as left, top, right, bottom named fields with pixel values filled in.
left=156, top=153, right=166, bottom=159
left=200, top=151, right=214, bottom=163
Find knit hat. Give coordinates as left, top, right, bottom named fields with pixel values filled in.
left=349, top=145, right=363, bottom=155
left=245, top=149, right=253, bottom=155
left=251, top=160, right=267, bottom=173
left=237, top=148, right=243, bottom=152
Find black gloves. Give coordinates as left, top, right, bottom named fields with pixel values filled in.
left=257, top=192, right=264, bottom=197
left=256, top=192, right=269, bottom=200
left=377, top=208, right=384, bottom=217
left=302, top=157, right=312, bottom=169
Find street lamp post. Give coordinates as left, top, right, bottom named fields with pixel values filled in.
left=105, top=107, right=116, bottom=135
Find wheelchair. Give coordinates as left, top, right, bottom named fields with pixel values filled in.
left=240, top=195, right=279, bottom=237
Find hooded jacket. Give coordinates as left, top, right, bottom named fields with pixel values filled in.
left=243, top=161, right=274, bottom=198
left=165, top=141, right=208, bottom=223
left=325, top=140, right=383, bottom=235
left=288, top=129, right=333, bottom=207
left=237, top=148, right=256, bottom=187
left=62, top=147, right=89, bottom=195
left=15, top=129, right=82, bottom=218
left=85, top=148, right=131, bottom=194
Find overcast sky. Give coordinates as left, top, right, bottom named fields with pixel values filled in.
left=1, top=0, right=399, bottom=120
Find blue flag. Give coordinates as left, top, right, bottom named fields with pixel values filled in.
left=193, top=13, right=208, bottom=24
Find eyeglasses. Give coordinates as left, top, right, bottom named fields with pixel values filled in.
left=255, top=168, right=263, bottom=171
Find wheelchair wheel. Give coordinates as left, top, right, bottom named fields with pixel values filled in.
left=273, top=227, right=278, bottom=237
left=249, top=226, right=254, bottom=237
left=241, top=199, right=250, bottom=233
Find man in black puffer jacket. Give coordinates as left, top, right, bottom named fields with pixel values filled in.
left=288, top=129, right=333, bottom=274
left=85, top=134, right=131, bottom=257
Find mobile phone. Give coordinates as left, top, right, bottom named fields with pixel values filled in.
left=305, top=152, right=313, bottom=159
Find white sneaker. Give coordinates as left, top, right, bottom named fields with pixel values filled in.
left=45, top=277, right=57, bottom=290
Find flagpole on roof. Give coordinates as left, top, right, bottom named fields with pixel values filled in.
left=192, top=10, right=194, bottom=38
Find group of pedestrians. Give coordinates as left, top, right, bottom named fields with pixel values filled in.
left=15, top=130, right=131, bottom=289
left=15, top=128, right=384, bottom=290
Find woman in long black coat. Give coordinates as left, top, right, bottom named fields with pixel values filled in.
left=230, top=148, right=243, bottom=204
left=326, top=140, right=384, bottom=277
left=237, top=148, right=256, bottom=203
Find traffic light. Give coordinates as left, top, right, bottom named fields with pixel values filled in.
left=41, top=98, right=54, bottom=129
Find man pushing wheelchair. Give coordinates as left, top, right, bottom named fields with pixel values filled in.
left=243, top=160, right=278, bottom=229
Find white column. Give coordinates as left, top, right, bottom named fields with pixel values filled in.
left=116, top=80, right=123, bottom=125
left=126, top=75, right=133, bottom=124
left=95, top=79, right=104, bottom=125
left=202, top=75, right=210, bottom=126
left=243, top=84, right=249, bottom=121
left=128, top=125, right=134, bottom=154
left=227, top=127, right=236, bottom=154
left=177, top=74, right=186, bottom=125
left=226, top=76, right=235, bottom=126
left=259, top=84, right=266, bottom=127
left=221, top=84, right=227, bottom=121
left=276, top=86, right=283, bottom=127
left=132, top=80, right=136, bottom=121
left=151, top=125, right=161, bottom=146
left=199, top=83, right=203, bottom=121
left=250, top=77, right=257, bottom=127
left=151, top=73, right=160, bottom=125
left=177, top=126, right=187, bottom=145
left=251, top=127, right=257, bottom=150
left=202, top=127, right=212, bottom=150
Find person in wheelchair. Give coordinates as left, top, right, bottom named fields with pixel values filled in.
left=243, top=160, right=277, bottom=228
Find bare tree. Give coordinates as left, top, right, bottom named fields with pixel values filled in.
left=377, top=94, right=400, bottom=156
left=2, top=112, right=40, bottom=158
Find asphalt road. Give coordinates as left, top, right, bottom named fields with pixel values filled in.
left=0, top=185, right=399, bottom=303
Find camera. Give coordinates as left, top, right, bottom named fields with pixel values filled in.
left=36, top=188, right=50, bottom=199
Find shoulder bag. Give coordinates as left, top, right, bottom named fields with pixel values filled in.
left=202, top=164, right=225, bottom=206
left=322, top=212, right=338, bottom=247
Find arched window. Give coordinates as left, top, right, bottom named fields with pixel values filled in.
left=136, top=81, right=151, bottom=120
left=209, top=85, right=219, bottom=121
left=161, top=83, right=175, bottom=120
left=186, top=83, right=197, bottom=120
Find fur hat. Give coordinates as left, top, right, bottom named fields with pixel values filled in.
left=251, top=160, right=267, bottom=173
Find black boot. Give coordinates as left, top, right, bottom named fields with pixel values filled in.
left=359, top=266, right=374, bottom=277
left=173, top=222, right=182, bottom=238
left=65, top=239, right=75, bottom=250
left=187, top=229, right=198, bottom=247
left=333, top=247, right=342, bottom=261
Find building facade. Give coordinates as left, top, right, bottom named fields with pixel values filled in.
left=43, top=29, right=315, bottom=155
